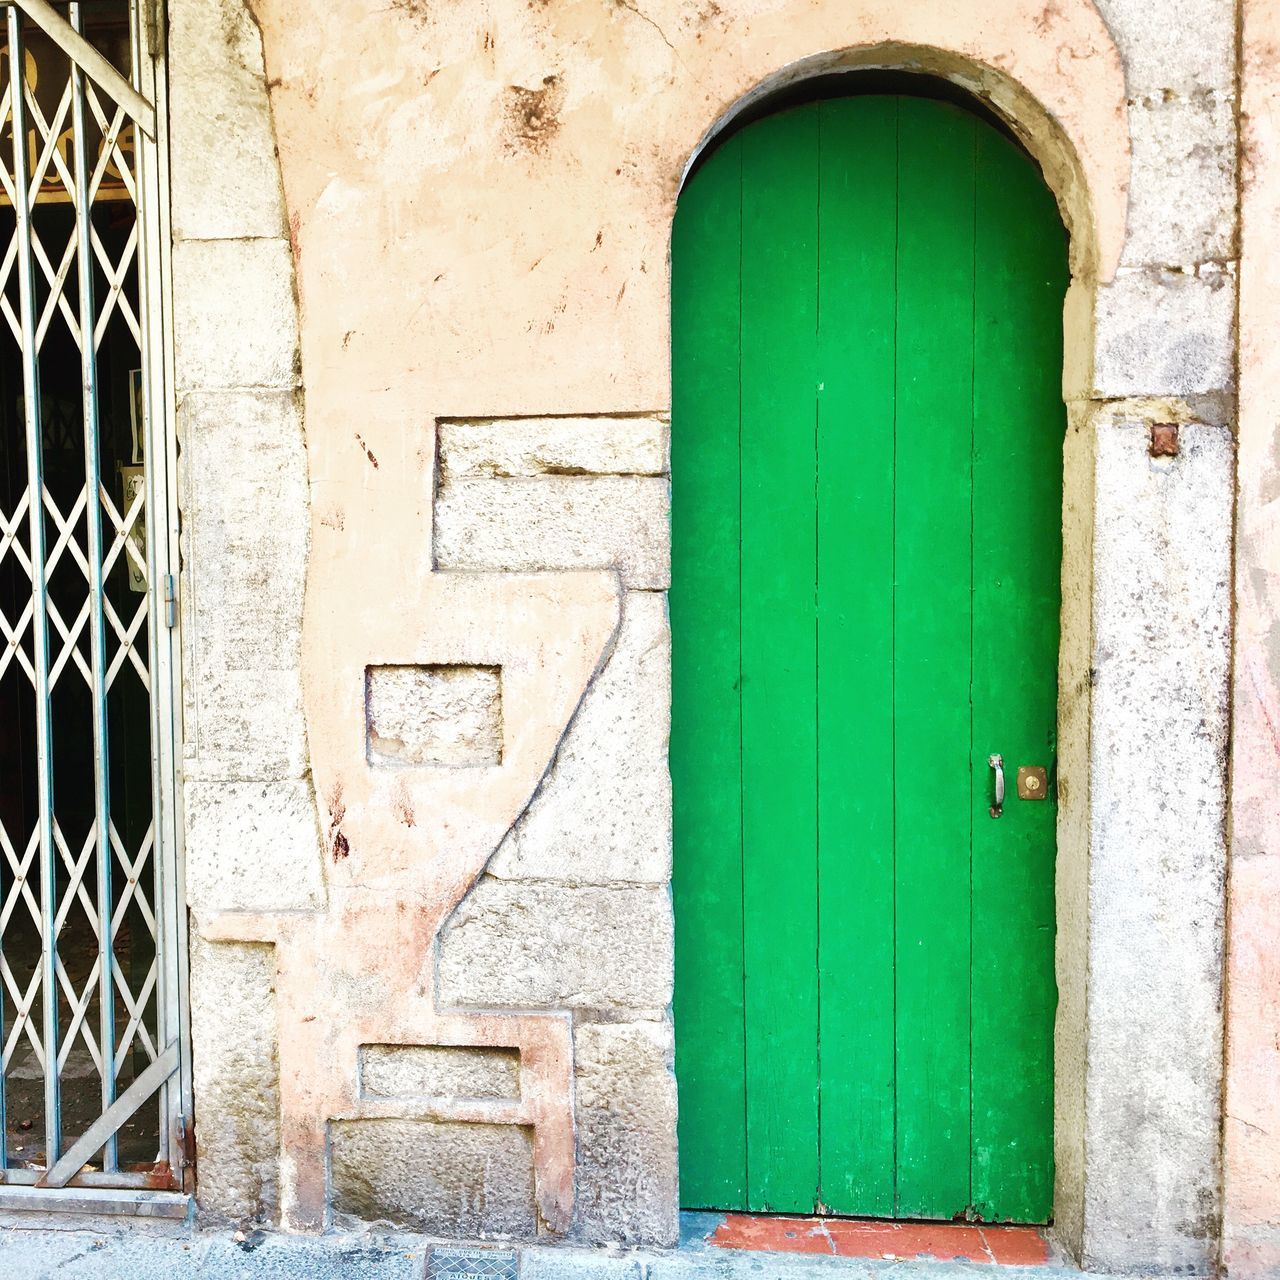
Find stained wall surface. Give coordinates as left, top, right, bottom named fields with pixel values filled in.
left=165, top=0, right=1258, bottom=1271
left=1226, top=1, right=1280, bottom=1277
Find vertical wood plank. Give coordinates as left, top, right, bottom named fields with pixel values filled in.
left=970, top=122, right=1066, bottom=1224
left=815, top=96, right=898, bottom=1217
left=892, top=96, right=976, bottom=1220
left=740, top=106, right=821, bottom=1213
left=670, top=135, right=748, bottom=1209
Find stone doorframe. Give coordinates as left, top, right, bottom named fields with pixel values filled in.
left=169, top=0, right=1233, bottom=1271
left=677, top=26, right=1230, bottom=1274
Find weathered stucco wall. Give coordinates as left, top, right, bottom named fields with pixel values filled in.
left=1225, top=1, right=1280, bottom=1276
left=168, top=0, right=1245, bottom=1268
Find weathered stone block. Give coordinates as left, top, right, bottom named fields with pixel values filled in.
left=366, top=664, right=502, bottom=766
left=185, top=780, right=325, bottom=914
left=1093, top=0, right=1234, bottom=95
left=1083, top=413, right=1232, bottom=1272
left=438, top=415, right=668, bottom=479
left=331, top=1119, right=536, bottom=1237
left=181, top=668, right=307, bottom=784
left=489, top=591, right=670, bottom=886
left=189, top=936, right=280, bottom=1226
left=168, top=0, right=287, bottom=241
left=572, top=1020, right=678, bottom=1247
left=172, top=239, right=299, bottom=392
left=360, top=1044, right=520, bottom=1100
left=1123, top=92, right=1235, bottom=267
left=179, top=390, right=308, bottom=779
left=433, top=475, right=670, bottom=589
left=439, top=878, right=673, bottom=1011
left=1092, top=265, right=1235, bottom=396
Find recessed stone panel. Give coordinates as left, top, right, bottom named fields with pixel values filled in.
left=366, top=664, right=502, bottom=767
left=360, top=1044, right=521, bottom=1101
left=433, top=474, right=670, bottom=589
left=437, top=415, right=668, bottom=479
left=331, top=1119, right=536, bottom=1237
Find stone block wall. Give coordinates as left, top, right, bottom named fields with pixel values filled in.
left=169, top=0, right=310, bottom=1229
left=433, top=416, right=676, bottom=1244
left=1059, top=3, right=1237, bottom=1269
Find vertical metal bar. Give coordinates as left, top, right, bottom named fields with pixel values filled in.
left=144, top=0, right=194, bottom=1181
left=8, top=3, right=61, bottom=1171
left=69, top=0, right=117, bottom=1174
left=130, top=0, right=185, bottom=1182
left=129, top=0, right=161, bottom=1160
left=0, top=864, right=5, bottom=1172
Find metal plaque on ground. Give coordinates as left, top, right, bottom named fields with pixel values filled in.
left=426, top=1246, right=519, bottom=1279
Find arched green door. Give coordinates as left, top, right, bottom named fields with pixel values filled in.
left=671, top=95, right=1067, bottom=1223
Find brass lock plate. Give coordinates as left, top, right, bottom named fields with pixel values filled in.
left=1016, top=766, right=1049, bottom=800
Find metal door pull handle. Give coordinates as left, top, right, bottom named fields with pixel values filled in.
left=988, top=753, right=1004, bottom=818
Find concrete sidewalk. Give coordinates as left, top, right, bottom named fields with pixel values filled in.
left=0, top=1217, right=1150, bottom=1280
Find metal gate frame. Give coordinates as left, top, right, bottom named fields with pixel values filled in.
left=0, top=0, right=189, bottom=1215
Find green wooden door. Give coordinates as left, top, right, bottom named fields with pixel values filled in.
left=670, top=94, right=1067, bottom=1224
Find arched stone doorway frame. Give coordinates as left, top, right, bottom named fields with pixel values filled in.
left=667, top=11, right=1221, bottom=1271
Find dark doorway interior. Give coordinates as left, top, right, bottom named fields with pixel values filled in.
left=0, top=190, right=161, bottom=1175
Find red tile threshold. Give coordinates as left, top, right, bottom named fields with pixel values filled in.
left=708, top=1214, right=1052, bottom=1264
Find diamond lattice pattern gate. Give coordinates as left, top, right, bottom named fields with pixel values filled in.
left=0, top=0, right=186, bottom=1197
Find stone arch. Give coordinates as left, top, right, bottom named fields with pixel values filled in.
left=663, top=2, right=1129, bottom=286
left=680, top=45, right=1113, bottom=287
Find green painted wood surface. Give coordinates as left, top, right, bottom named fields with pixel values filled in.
left=671, top=93, right=1066, bottom=1224
left=815, top=96, right=898, bottom=1219
left=891, top=97, right=977, bottom=1220
left=969, top=121, right=1067, bottom=1224
left=739, top=108, right=820, bottom=1212
left=670, top=133, right=747, bottom=1211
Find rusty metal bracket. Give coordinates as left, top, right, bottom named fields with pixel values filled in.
left=1149, top=422, right=1180, bottom=458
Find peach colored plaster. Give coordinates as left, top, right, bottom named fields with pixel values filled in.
left=206, top=0, right=1129, bottom=1234
left=1226, top=0, right=1280, bottom=1273
left=202, top=573, right=621, bottom=1230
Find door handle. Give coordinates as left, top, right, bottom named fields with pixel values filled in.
left=988, top=753, right=1005, bottom=818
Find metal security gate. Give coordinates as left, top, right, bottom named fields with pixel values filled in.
left=0, top=0, right=187, bottom=1202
